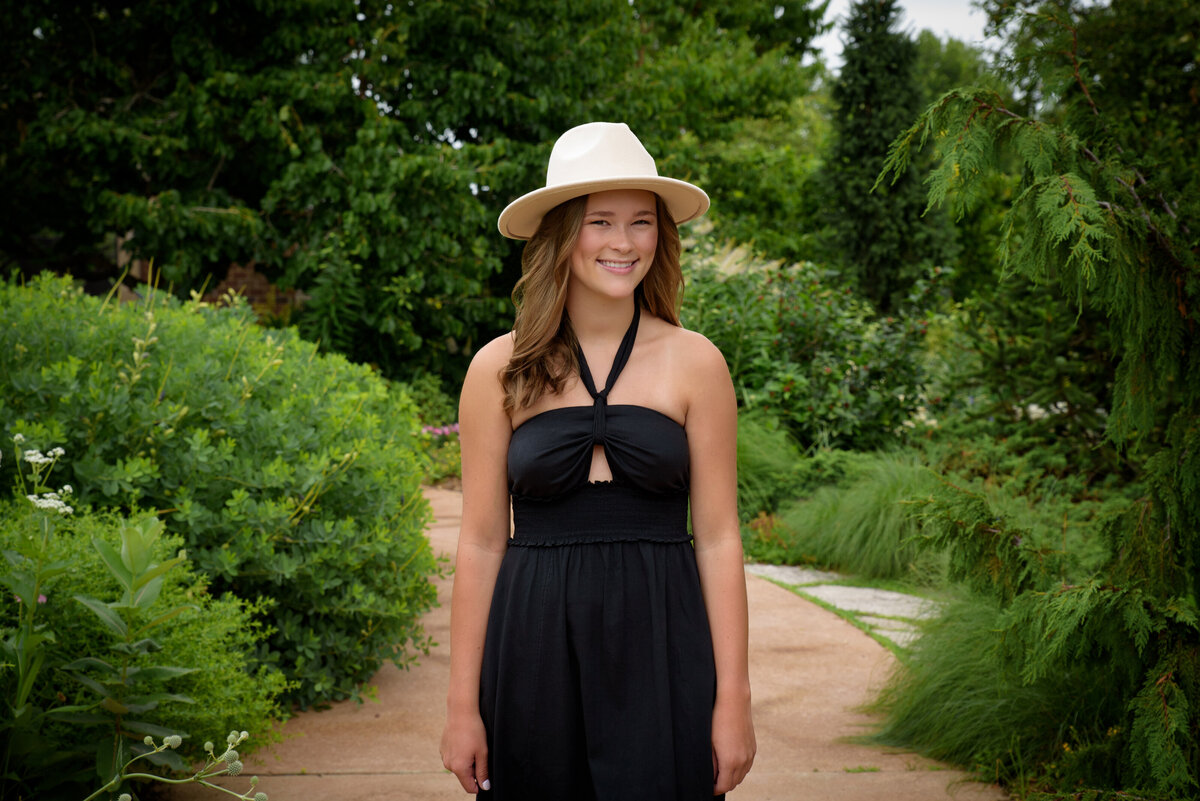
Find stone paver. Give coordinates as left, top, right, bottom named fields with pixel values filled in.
left=797, top=585, right=940, bottom=621
left=169, top=488, right=1005, bottom=801
left=745, top=563, right=938, bottom=650
left=744, top=563, right=842, bottom=586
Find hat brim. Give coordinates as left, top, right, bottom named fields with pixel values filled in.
left=497, top=176, right=710, bottom=240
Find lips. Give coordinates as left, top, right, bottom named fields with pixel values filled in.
left=598, top=259, right=637, bottom=274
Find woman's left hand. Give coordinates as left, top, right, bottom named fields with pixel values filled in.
left=711, top=694, right=756, bottom=795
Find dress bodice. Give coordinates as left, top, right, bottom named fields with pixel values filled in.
left=507, top=305, right=690, bottom=500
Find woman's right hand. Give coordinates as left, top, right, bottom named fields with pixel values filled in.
left=441, top=710, right=491, bottom=794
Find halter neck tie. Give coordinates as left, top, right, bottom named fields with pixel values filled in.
left=575, top=304, right=641, bottom=445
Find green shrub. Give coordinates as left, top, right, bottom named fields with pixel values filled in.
left=0, top=274, right=437, bottom=708
left=681, top=237, right=932, bottom=450
left=0, top=487, right=286, bottom=799
left=774, top=452, right=942, bottom=581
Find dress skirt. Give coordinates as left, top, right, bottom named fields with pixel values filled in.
left=479, top=483, right=720, bottom=801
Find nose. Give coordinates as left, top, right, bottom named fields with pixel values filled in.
left=611, top=224, right=634, bottom=253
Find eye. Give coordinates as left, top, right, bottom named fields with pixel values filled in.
left=587, top=219, right=610, bottom=226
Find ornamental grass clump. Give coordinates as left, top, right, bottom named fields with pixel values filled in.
left=0, top=273, right=437, bottom=708
left=775, top=452, right=941, bottom=581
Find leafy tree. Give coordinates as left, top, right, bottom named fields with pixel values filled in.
left=0, top=0, right=830, bottom=380
left=820, top=0, right=952, bottom=312
left=878, top=0, right=1200, bottom=793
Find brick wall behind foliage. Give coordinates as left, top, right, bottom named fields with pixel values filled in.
left=202, top=262, right=307, bottom=321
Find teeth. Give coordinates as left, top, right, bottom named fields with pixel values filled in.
left=599, top=260, right=634, bottom=268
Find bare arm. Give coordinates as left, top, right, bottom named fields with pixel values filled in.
left=441, top=336, right=514, bottom=794
left=684, top=334, right=756, bottom=796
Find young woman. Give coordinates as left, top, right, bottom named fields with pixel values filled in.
left=440, top=122, right=755, bottom=800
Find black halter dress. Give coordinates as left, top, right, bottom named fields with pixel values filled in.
left=479, top=304, right=720, bottom=800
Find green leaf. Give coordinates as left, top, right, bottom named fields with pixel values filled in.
left=0, top=574, right=35, bottom=606
left=129, top=555, right=185, bottom=595
left=134, top=604, right=198, bottom=636
left=44, top=709, right=108, bottom=725
left=99, top=696, right=130, bottom=715
left=92, top=538, right=134, bottom=592
left=66, top=670, right=112, bottom=700
left=125, top=665, right=198, bottom=683
left=95, top=736, right=125, bottom=785
left=122, top=692, right=194, bottom=714
left=130, top=573, right=166, bottom=609
left=122, top=516, right=165, bottom=575
left=140, top=746, right=187, bottom=771
left=61, top=657, right=119, bottom=677
left=110, top=637, right=162, bottom=656
left=73, top=595, right=129, bottom=639
left=121, top=719, right=187, bottom=738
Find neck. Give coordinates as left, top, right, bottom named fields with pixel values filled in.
left=565, top=292, right=638, bottom=344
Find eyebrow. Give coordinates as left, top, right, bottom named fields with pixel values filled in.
left=584, top=209, right=657, bottom=218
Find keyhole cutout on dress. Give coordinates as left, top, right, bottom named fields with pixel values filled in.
left=588, top=444, right=613, bottom=483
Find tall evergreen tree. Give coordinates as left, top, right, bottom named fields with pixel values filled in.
left=878, top=0, right=1200, bottom=792
left=822, top=0, right=947, bottom=312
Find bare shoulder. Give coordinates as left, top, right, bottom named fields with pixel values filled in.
left=468, top=331, right=515, bottom=375
left=459, top=332, right=513, bottom=421
left=462, top=332, right=513, bottom=392
left=661, top=324, right=730, bottom=378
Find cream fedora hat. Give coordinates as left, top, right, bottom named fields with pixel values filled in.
left=497, top=122, right=710, bottom=240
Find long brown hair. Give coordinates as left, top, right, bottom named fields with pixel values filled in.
left=502, top=193, right=684, bottom=413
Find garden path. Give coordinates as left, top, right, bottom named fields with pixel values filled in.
left=169, top=487, right=1007, bottom=801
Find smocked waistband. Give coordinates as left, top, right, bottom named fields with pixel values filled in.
left=510, top=483, right=690, bottom=546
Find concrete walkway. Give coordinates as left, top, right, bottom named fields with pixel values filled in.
left=171, top=487, right=1006, bottom=801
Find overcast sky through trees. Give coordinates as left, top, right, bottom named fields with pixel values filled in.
left=811, top=0, right=993, bottom=70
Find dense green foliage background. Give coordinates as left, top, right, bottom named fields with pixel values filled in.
left=2, top=0, right=1198, bottom=798
left=0, top=0, right=831, bottom=380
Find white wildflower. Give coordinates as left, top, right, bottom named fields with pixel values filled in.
left=49, top=446, right=65, bottom=458
left=61, top=485, right=73, bottom=495
left=23, top=450, right=52, bottom=465
left=25, top=492, right=74, bottom=516
left=13, top=433, right=25, bottom=443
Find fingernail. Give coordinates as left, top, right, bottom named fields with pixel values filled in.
left=481, top=779, right=491, bottom=791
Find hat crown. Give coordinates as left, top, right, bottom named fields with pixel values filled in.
left=545, top=122, right=659, bottom=187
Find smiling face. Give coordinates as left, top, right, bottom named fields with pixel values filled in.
left=567, top=189, right=659, bottom=306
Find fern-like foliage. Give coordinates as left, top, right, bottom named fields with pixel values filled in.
left=914, top=480, right=1037, bottom=604
left=875, top=1, right=1200, bottom=794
